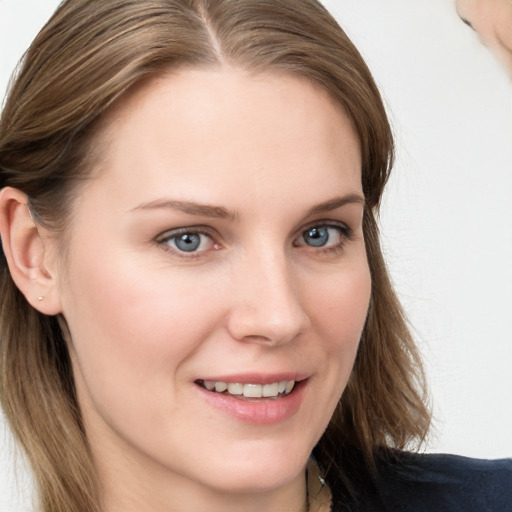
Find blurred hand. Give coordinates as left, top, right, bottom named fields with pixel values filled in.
left=456, top=0, right=512, bottom=79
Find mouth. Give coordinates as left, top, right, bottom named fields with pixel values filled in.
left=195, top=379, right=298, bottom=400
left=194, top=376, right=308, bottom=424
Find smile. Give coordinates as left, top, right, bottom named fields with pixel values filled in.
left=195, top=377, right=307, bottom=423
left=198, top=380, right=296, bottom=399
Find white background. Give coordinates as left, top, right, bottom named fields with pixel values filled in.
left=1, top=0, right=511, bottom=510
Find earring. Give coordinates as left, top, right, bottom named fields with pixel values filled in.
left=37, top=296, right=44, bottom=301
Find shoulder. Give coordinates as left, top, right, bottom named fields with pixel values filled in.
left=362, top=451, right=512, bottom=512
left=329, top=450, right=512, bottom=512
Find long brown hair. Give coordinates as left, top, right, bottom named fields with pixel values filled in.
left=0, top=1, right=430, bottom=510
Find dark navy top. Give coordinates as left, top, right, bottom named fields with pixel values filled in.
left=329, top=451, right=512, bottom=512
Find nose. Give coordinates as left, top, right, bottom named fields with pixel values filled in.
left=226, top=249, right=310, bottom=346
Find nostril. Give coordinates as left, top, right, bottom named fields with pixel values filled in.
left=226, top=306, right=309, bottom=346
left=226, top=258, right=310, bottom=344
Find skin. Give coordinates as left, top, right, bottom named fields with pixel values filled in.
left=456, top=0, right=512, bottom=78
left=0, top=68, right=370, bottom=512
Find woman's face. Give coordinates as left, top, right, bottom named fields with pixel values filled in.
left=56, top=67, right=371, bottom=504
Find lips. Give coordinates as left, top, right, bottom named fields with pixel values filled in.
left=194, top=375, right=308, bottom=424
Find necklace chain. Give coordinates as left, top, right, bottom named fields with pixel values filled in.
left=306, top=458, right=332, bottom=512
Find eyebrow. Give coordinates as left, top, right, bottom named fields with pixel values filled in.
left=130, top=193, right=364, bottom=220
left=130, top=199, right=237, bottom=220
left=306, top=193, right=365, bottom=215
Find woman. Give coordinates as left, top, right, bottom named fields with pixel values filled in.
left=0, top=1, right=510, bottom=511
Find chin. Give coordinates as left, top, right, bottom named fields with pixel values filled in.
left=202, top=461, right=305, bottom=495
left=185, top=435, right=314, bottom=494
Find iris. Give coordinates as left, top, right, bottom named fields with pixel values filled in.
left=174, top=233, right=201, bottom=252
left=303, top=226, right=330, bottom=247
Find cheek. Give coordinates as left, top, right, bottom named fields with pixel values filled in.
left=61, top=255, right=232, bottom=448
left=308, top=261, right=371, bottom=349
left=61, top=250, right=222, bottom=402
left=313, top=260, right=371, bottom=391
left=293, top=259, right=371, bottom=440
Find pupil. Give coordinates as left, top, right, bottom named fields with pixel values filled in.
left=305, top=227, right=329, bottom=247
left=175, top=233, right=201, bottom=252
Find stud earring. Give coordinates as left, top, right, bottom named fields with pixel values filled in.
left=37, top=296, right=44, bottom=301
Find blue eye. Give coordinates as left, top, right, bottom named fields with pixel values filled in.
left=298, top=224, right=348, bottom=249
left=162, top=231, right=214, bottom=253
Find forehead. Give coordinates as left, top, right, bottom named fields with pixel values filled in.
left=86, top=66, right=362, bottom=212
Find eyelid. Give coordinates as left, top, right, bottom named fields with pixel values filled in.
left=153, top=220, right=354, bottom=258
left=156, top=225, right=215, bottom=240
left=294, top=220, right=352, bottom=243
left=292, top=221, right=354, bottom=257
left=155, top=225, right=220, bottom=257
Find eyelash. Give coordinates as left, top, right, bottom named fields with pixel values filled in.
left=156, top=226, right=217, bottom=259
left=155, top=222, right=353, bottom=258
left=294, top=222, right=353, bottom=256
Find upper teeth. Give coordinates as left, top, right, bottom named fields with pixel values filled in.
left=202, top=380, right=295, bottom=398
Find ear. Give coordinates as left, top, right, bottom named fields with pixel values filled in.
left=0, top=187, right=62, bottom=315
